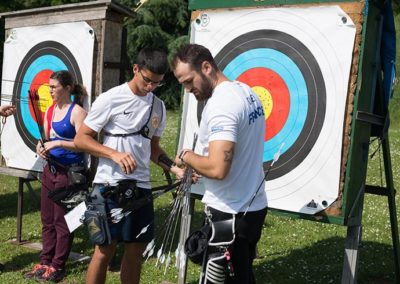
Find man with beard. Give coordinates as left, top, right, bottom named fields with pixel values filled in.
left=171, top=44, right=268, bottom=284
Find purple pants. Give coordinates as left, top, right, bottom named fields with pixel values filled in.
left=40, top=164, right=74, bottom=269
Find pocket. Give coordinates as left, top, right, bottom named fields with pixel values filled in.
left=68, top=166, right=88, bottom=186
left=184, top=223, right=211, bottom=265
left=48, top=187, right=69, bottom=203
left=84, top=203, right=111, bottom=246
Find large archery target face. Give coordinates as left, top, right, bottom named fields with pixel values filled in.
left=215, top=31, right=326, bottom=180
left=1, top=22, right=94, bottom=172
left=14, top=41, right=83, bottom=152
left=180, top=6, right=355, bottom=214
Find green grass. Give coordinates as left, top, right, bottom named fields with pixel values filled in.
left=0, top=110, right=399, bottom=283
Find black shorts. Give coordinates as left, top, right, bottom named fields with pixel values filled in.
left=206, top=206, right=268, bottom=284
left=91, top=184, right=154, bottom=243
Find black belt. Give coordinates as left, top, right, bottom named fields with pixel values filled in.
left=207, top=207, right=236, bottom=222
left=48, top=161, right=83, bottom=174
left=101, top=180, right=181, bottom=213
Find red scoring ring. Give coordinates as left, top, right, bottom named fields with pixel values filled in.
left=237, top=67, right=290, bottom=141
left=28, top=69, right=53, bottom=124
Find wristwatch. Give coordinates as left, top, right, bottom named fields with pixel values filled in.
left=179, top=150, right=188, bottom=163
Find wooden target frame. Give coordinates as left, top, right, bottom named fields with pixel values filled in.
left=0, top=0, right=135, bottom=245
left=176, top=2, right=400, bottom=283
left=180, top=0, right=385, bottom=225
left=0, top=1, right=134, bottom=173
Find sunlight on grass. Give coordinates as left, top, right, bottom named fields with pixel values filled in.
left=0, top=111, right=399, bottom=284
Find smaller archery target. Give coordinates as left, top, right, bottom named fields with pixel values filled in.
left=13, top=40, right=83, bottom=152
left=1, top=22, right=94, bottom=172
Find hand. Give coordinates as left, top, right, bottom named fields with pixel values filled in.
left=0, top=105, right=16, bottom=117
left=190, top=171, right=201, bottom=184
left=171, top=165, right=186, bottom=180
left=36, top=140, right=60, bottom=159
left=110, top=151, right=137, bottom=174
left=175, top=149, right=192, bottom=167
left=36, top=141, right=48, bottom=159
left=43, top=140, right=61, bottom=151
left=171, top=164, right=201, bottom=184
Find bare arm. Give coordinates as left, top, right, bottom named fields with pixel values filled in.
left=74, top=123, right=137, bottom=174
left=180, top=140, right=234, bottom=180
left=150, top=136, right=185, bottom=179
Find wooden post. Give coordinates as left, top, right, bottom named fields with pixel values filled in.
left=0, top=168, right=38, bottom=244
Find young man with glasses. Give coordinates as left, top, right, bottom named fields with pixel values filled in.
left=74, top=48, right=184, bottom=284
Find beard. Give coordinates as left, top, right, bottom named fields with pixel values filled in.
left=193, top=72, right=214, bottom=101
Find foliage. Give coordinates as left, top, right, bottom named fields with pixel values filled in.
left=120, top=0, right=189, bottom=109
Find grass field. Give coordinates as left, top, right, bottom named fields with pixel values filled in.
left=0, top=108, right=399, bottom=284
left=0, top=9, right=398, bottom=284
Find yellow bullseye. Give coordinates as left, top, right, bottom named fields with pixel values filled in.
left=37, top=84, right=53, bottom=112
left=252, top=86, right=272, bottom=120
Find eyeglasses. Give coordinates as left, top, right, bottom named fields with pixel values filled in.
left=138, top=70, right=165, bottom=87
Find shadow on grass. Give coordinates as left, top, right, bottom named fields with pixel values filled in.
left=1, top=251, right=39, bottom=273
left=0, top=183, right=41, bottom=220
left=248, top=236, right=396, bottom=284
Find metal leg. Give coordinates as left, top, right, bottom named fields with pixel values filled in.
left=342, top=184, right=365, bottom=284
left=342, top=224, right=362, bottom=284
left=382, top=136, right=400, bottom=281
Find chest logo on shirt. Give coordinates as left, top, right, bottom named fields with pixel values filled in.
left=151, top=116, right=160, bottom=128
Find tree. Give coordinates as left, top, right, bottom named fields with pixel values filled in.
left=121, top=0, right=189, bottom=109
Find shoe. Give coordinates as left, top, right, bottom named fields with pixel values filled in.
left=36, top=266, right=65, bottom=283
left=23, top=264, right=48, bottom=279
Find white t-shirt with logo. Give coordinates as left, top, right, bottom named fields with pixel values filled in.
left=84, top=83, right=166, bottom=187
left=199, top=81, right=267, bottom=214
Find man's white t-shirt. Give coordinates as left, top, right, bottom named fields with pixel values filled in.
left=84, top=83, right=166, bottom=188
left=199, top=81, right=267, bottom=214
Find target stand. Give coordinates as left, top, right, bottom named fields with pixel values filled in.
left=0, top=0, right=134, bottom=246
left=176, top=0, right=399, bottom=283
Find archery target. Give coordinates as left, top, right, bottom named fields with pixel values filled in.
left=1, top=22, right=94, bottom=172
left=215, top=30, right=326, bottom=180
left=14, top=41, right=83, bottom=152
left=179, top=6, right=356, bottom=214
